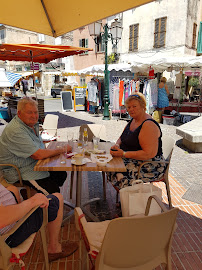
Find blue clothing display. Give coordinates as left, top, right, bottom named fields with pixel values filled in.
left=157, top=84, right=169, bottom=108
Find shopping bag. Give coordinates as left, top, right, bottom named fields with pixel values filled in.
left=120, top=180, right=162, bottom=217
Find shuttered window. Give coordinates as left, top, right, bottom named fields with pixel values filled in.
left=154, top=17, right=167, bottom=48
left=95, top=34, right=105, bottom=53
left=129, top=24, right=139, bottom=51
left=192, top=23, right=197, bottom=49
left=79, top=39, right=89, bottom=55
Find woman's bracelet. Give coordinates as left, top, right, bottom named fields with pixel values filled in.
left=123, top=151, right=126, bottom=157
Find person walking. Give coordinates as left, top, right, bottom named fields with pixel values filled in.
left=21, top=77, right=29, bottom=96
left=157, top=77, right=169, bottom=114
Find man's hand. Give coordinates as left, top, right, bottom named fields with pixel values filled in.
left=30, top=193, right=49, bottom=208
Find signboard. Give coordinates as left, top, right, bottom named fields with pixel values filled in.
left=30, top=63, right=40, bottom=70
left=73, top=87, right=87, bottom=111
left=61, top=91, right=74, bottom=111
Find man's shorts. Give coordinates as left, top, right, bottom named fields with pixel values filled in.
left=5, top=194, right=59, bottom=248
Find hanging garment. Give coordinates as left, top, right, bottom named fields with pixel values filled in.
left=119, top=80, right=124, bottom=106
left=87, top=80, right=98, bottom=103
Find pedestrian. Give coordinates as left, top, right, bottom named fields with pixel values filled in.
left=157, top=77, right=169, bottom=114
left=21, top=77, right=28, bottom=96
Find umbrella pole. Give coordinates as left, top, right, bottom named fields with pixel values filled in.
left=30, top=50, right=37, bottom=100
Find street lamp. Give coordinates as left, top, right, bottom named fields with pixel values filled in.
left=88, top=19, right=123, bottom=120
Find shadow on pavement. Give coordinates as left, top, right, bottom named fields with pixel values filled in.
left=44, top=111, right=94, bottom=128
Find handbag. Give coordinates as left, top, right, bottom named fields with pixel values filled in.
left=120, top=180, right=162, bottom=217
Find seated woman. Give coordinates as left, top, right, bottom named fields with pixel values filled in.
left=108, top=92, right=166, bottom=190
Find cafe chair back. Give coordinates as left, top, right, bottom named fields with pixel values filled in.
left=41, top=114, right=59, bottom=142
left=0, top=163, right=31, bottom=199
left=0, top=207, right=49, bottom=270
left=79, top=124, right=107, bottom=142
left=112, top=134, right=175, bottom=208
left=136, top=134, right=175, bottom=208
left=75, top=195, right=179, bottom=270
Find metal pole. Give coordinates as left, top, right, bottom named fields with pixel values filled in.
left=103, top=24, right=110, bottom=120
left=30, top=50, right=37, bottom=99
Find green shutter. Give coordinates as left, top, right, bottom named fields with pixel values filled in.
left=79, top=39, right=82, bottom=47
left=197, top=22, right=202, bottom=54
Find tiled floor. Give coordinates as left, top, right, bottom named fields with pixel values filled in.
left=13, top=173, right=202, bottom=270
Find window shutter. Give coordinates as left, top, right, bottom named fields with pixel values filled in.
left=129, top=25, right=133, bottom=51
left=154, top=17, right=166, bottom=48
left=85, top=39, right=88, bottom=48
left=129, top=24, right=139, bottom=51
left=192, top=23, right=197, bottom=49
left=79, top=39, right=82, bottom=47
left=133, top=24, right=139, bottom=50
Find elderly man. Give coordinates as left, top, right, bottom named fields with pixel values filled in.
left=0, top=184, right=78, bottom=261
left=0, top=97, right=71, bottom=194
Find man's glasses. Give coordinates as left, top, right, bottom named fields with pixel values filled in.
left=128, top=94, right=141, bottom=100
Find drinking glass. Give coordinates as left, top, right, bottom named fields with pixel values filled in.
left=93, top=136, right=100, bottom=151
left=77, top=130, right=83, bottom=149
left=57, top=144, right=67, bottom=164
left=67, top=132, right=73, bottom=148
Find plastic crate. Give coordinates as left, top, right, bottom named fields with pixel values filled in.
left=162, top=115, right=175, bottom=125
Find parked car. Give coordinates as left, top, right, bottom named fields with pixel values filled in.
left=51, top=87, right=62, bottom=98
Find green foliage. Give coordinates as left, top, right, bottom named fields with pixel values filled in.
left=188, top=77, right=199, bottom=88
left=107, top=53, right=119, bottom=64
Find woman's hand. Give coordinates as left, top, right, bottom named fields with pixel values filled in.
left=110, top=145, right=124, bottom=157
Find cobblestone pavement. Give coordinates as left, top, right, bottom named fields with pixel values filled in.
left=49, top=106, right=202, bottom=204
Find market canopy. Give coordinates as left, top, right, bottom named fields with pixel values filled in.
left=78, top=63, right=133, bottom=75
left=78, top=56, right=202, bottom=75
left=0, top=44, right=93, bottom=64
left=0, top=0, right=154, bottom=37
left=0, top=68, right=22, bottom=87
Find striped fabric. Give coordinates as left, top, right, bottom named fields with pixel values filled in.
left=6, top=72, right=22, bottom=87
left=0, top=184, right=17, bottom=235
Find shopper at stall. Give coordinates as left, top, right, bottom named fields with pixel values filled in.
left=108, top=92, right=166, bottom=189
left=157, top=77, right=169, bottom=113
left=0, top=184, right=78, bottom=261
left=0, top=97, right=71, bottom=194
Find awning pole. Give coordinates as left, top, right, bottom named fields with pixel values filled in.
left=30, top=50, right=37, bottom=100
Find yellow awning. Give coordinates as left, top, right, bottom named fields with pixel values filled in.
left=0, top=0, right=154, bottom=37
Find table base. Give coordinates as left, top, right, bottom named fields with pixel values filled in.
left=62, top=171, right=100, bottom=225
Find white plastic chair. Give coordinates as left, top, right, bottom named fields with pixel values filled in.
left=75, top=195, right=179, bottom=270
left=41, top=114, right=59, bottom=142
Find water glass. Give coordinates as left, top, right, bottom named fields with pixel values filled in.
left=67, top=132, right=73, bottom=148
left=93, top=136, right=100, bottom=150
left=77, top=130, right=83, bottom=149
left=57, top=144, right=66, bottom=164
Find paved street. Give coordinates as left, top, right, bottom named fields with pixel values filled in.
left=45, top=98, right=202, bottom=204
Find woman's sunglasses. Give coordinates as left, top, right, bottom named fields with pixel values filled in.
left=129, top=94, right=141, bottom=99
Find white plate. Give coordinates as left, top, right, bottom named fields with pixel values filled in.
left=91, top=153, right=113, bottom=164
left=71, top=159, right=87, bottom=166
left=85, top=149, right=106, bottom=155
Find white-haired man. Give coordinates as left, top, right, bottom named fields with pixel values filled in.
left=0, top=97, right=71, bottom=194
